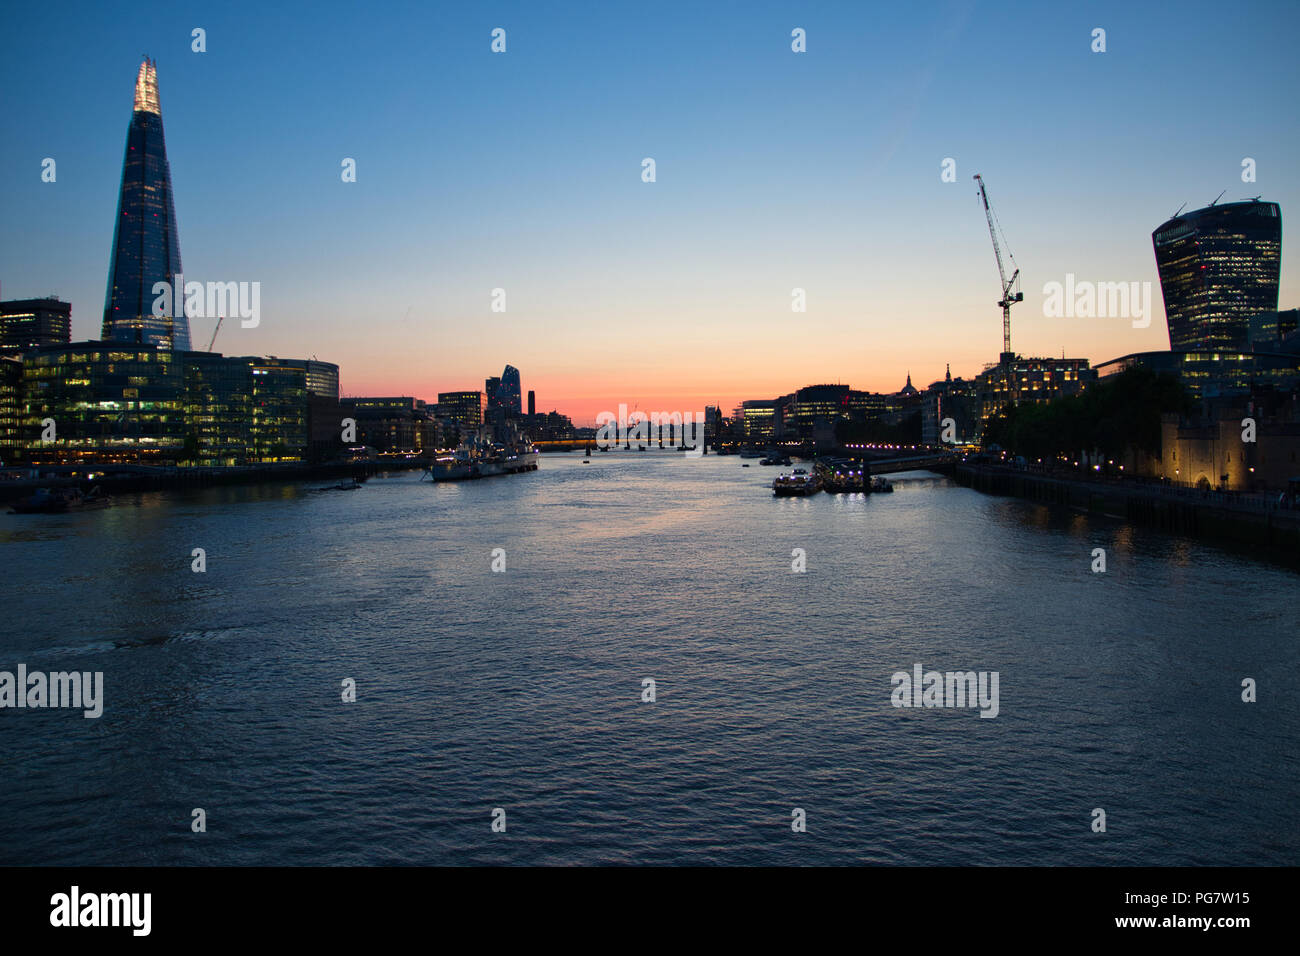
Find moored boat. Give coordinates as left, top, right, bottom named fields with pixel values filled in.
left=820, top=460, right=870, bottom=494
left=773, top=468, right=822, bottom=497
left=424, top=420, right=539, bottom=482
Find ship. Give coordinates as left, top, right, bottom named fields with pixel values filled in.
left=820, top=459, right=870, bottom=494
left=773, top=468, right=822, bottom=497
left=424, top=420, right=540, bottom=482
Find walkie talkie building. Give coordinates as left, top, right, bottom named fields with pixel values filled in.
left=101, top=58, right=191, bottom=351
left=1152, top=200, right=1281, bottom=351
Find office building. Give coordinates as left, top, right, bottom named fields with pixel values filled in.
left=1153, top=200, right=1281, bottom=351
left=437, top=390, right=485, bottom=432
left=1, top=297, right=72, bottom=353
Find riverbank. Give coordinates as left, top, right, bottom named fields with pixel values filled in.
left=954, top=463, right=1300, bottom=556
left=0, top=460, right=425, bottom=503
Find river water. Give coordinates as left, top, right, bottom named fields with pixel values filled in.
left=1, top=452, right=1296, bottom=865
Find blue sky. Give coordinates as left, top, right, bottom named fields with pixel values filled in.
left=2, top=0, right=1297, bottom=420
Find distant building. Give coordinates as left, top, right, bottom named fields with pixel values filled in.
left=527, top=389, right=535, bottom=417
left=339, top=396, right=440, bottom=454
left=975, top=356, right=1094, bottom=434
left=1, top=297, right=72, bottom=353
left=922, top=364, right=978, bottom=445
left=740, top=399, right=779, bottom=442
left=499, top=365, right=521, bottom=417
left=1153, top=200, right=1281, bottom=351
left=704, top=405, right=721, bottom=442
left=527, top=409, right=577, bottom=441
left=437, top=390, right=484, bottom=432
left=1247, top=308, right=1300, bottom=352
left=102, top=58, right=191, bottom=351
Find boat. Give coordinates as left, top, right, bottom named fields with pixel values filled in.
left=871, top=476, right=894, bottom=493
left=330, top=478, right=362, bottom=491
left=773, top=468, right=822, bottom=497
left=424, top=420, right=539, bottom=482
left=10, top=486, right=112, bottom=514
left=818, top=458, right=881, bottom=494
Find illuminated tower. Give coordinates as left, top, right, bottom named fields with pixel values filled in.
left=102, top=58, right=191, bottom=350
left=1153, top=200, right=1281, bottom=351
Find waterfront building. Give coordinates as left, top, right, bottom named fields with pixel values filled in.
left=527, top=389, right=535, bottom=418
left=21, top=341, right=187, bottom=464
left=246, top=359, right=307, bottom=463
left=301, top=360, right=340, bottom=400
left=1095, top=349, right=1300, bottom=400
left=102, top=58, right=191, bottom=351
left=0, top=356, right=21, bottom=462
left=1153, top=200, right=1282, bottom=351
left=778, top=385, right=852, bottom=448
left=0, top=297, right=71, bottom=354
left=183, top=351, right=253, bottom=466
left=339, top=396, right=440, bottom=454
left=16, top=343, right=339, bottom=466
left=1155, top=394, right=1300, bottom=492
left=437, top=390, right=485, bottom=432
left=740, top=399, right=779, bottom=442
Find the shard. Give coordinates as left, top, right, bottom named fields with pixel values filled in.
left=101, top=57, right=191, bottom=350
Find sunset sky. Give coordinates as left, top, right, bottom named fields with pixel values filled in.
left=2, top=0, right=1298, bottom=424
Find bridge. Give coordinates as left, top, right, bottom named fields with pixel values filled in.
left=528, top=442, right=957, bottom=475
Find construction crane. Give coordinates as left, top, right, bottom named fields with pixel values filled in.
left=974, top=174, right=1022, bottom=361
left=206, top=315, right=225, bottom=352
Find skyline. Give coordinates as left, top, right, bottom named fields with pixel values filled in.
left=3, top=1, right=1300, bottom=423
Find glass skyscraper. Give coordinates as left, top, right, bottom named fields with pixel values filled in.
left=102, top=58, right=191, bottom=351
left=497, top=364, right=522, bottom=417
left=1153, top=200, right=1281, bottom=351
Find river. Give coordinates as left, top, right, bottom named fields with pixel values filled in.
left=1, top=452, right=1295, bottom=865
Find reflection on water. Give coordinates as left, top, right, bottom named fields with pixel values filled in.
left=1, top=453, right=1296, bottom=865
